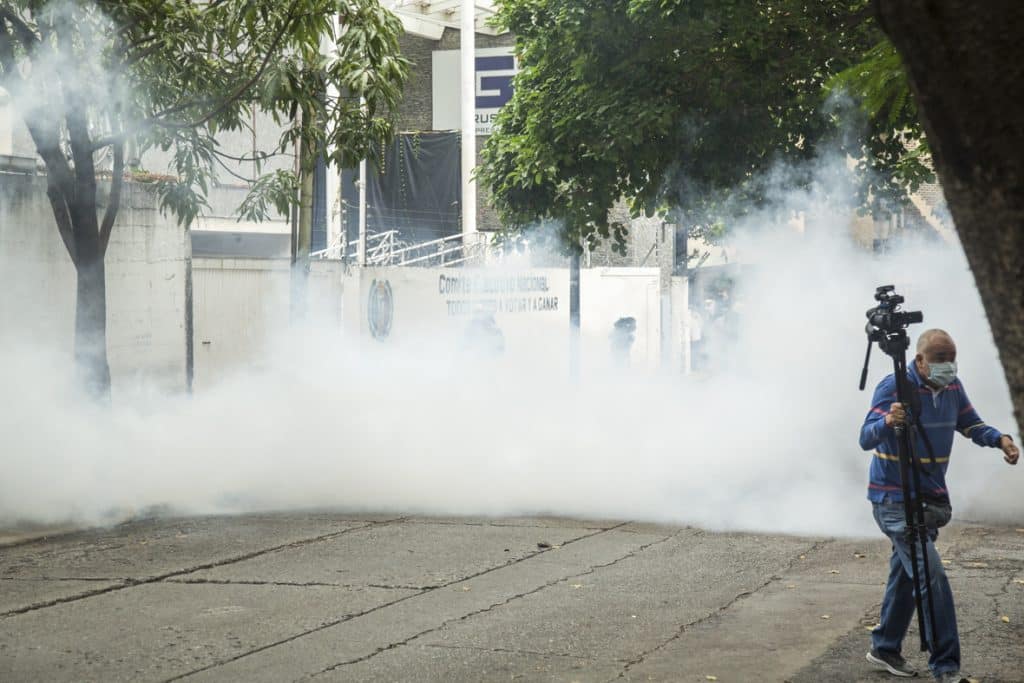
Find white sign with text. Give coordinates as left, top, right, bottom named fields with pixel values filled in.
left=432, top=47, right=517, bottom=135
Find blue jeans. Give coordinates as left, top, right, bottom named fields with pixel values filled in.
left=872, top=501, right=961, bottom=677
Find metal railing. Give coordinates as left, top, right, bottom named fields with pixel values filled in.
left=390, top=232, right=485, bottom=267
left=312, top=230, right=486, bottom=268
left=311, top=230, right=401, bottom=264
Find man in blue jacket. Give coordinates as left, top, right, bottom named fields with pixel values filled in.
left=860, top=329, right=1018, bottom=682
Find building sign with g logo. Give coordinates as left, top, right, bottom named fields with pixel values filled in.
left=432, top=47, right=518, bottom=135
left=367, top=279, right=394, bottom=340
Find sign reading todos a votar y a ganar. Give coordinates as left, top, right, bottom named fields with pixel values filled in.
left=438, top=273, right=559, bottom=316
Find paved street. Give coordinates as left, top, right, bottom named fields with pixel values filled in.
left=1, top=513, right=1022, bottom=682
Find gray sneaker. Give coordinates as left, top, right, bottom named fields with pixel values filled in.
left=934, top=672, right=968, bottom=683
left=866, top=649, right=918, bottom=677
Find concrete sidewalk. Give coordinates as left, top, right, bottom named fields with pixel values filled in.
left=0, top=513, right=1021, bottom=682
left=0, top=524, right=80, bottom=549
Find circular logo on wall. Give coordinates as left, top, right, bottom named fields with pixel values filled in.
left=367, top=279, right=394, bottom=340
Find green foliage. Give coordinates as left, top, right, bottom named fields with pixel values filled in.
left=479, top=0, right=894, bottom=253
left=238, top=169, right=299, bottom=224
left=827, top=39, right=934, bottom=214
left=0, top=0, right=409, bottom=226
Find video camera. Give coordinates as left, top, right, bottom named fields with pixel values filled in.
left=865, top=285, right=923, bottom=337
left=859, top=285, right=923, bottom=390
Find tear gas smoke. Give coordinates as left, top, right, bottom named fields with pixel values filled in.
left=0, top=154, right=1019, bottom=537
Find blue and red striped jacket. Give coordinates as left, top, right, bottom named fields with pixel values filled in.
left=860, top=361, right=1004, bottom=503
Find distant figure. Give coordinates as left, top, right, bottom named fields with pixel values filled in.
left=704, top=297, right=718, bottom=317
left=694, top=298, right=720, bottom=371
left=609, top=317, right=636, bottom=368
left=461, top=313, right=505, bottom=359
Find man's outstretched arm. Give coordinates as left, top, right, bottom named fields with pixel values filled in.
left=956, top=382, right=1019, bottom=464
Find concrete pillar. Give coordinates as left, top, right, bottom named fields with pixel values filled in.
left=670, top=275, right=691, bottom=374
left=569, top=250, right=581, bottom=380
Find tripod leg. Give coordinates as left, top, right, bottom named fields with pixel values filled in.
left=908, top=462, right=942, bottom=653
left=917, top=499, right=937, bottom=655
left=896, top=431, right=930, bottom=651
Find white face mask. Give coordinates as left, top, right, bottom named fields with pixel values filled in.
left=927, top=361, right=958, bottom=388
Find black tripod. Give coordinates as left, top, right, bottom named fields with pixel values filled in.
left=860, top=291, right=939, bottom=654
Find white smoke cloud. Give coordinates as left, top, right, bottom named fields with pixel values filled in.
left=0, top=149, right=1019, bottom=536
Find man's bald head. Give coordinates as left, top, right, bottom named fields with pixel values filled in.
left=917, top=329, right=955, bottom=354
left=915, top=329, right=958, bottom=388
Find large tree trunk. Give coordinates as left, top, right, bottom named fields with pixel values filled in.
left=74, top=253, right=112, bottom=395
left=874, top=2, right=1024, bottom=430
left=70, top=187, right=112, bottom=397
left=64, top=89, right=115, bottom=399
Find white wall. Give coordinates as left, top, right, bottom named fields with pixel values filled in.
left=343, top=265, right=661, bottom=372
left=0, top=89, right=12, bottom=156
left=192, top=258, right=290, bottom=387
left=0, top=178, right=663, bottom=394
left=0, top=176, right=190, bottom=391
left=346, top=266, right=568, bottom=363
left=191, top=258, right=345, bottom=388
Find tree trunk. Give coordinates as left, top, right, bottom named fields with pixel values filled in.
left=291, top=134, right=314, bottom=324
left=874, top=1, right=1024, bottom=430
left=74, top=253, right=112, bottom=396
left=68, top=174, right=112, bottom=398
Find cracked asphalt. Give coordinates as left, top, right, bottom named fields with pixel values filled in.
left=1, top=514, right=1022, bottom=682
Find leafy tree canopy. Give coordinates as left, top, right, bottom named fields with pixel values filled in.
left=0, top=0, right=409, bottom=231
left=827, top=38, right=933, bottom=215
left=479, top=0, right=923, bottom=254
left=1, top=0, right=408, bottom=395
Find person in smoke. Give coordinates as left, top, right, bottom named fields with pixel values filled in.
left=689, top=298, right=718, bottom=371
left=859, top=329, right=1019, bottom=682
left=461, top=312, right=505, bottom=359
left=609, top=316, right=636, bottom=368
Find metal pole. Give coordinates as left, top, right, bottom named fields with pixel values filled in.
left=569, top=249, right=580, bottom=381
left=357, top=157, right=367, bottom=266
left=325, top=14, right=342, bottom=255
left=460, top=0, right=477, bottom=239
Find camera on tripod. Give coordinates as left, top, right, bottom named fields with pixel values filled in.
left=866, top=285, right=924, bottom=336
left=856, top=284, right=940, bottom=654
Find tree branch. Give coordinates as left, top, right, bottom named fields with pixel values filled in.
left=123, top=40, right=163, bottom=67
left=16, top=18, right=77, bottom=263
left=99, top=139, right=124, bottom=256
left=0, top=6, right=37, bottom=50
left=21, top=106, right=78, bottom=209
left=210, top=149, right=277, bottom=185
left=149, top=95, right=221, bottom=122
left=91, top=133, right=126, bottom=152
left=213, top=147, right=283, bottom=163
left=52, top=20, right=94, bottom=188
left=150, top=0, right=302, bottom=130
left=45, top=175, right=78, bottom=266
left=124, top=31, right=160, bottom=49
left=0, top=16, right=23, bottom=80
